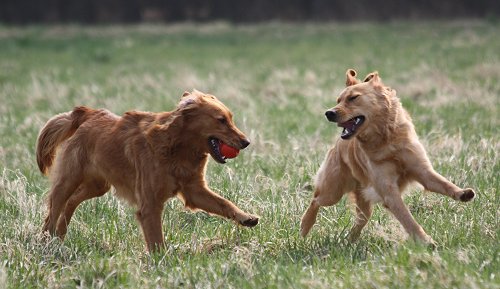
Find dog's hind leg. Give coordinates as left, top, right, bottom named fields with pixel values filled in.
left=347, top=190, right=373, bottom=242
left=43, top=176, right=83, bottom=237
left=55, top=179, right=110, bottom=238
left=382, top=191, right=435, bottom=246
left=300, top=148, right=354, bottom=237
left=42, top=145, right=84, bottom=237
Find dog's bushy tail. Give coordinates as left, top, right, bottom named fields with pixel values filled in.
left=36, top=106, right=93, bottom=175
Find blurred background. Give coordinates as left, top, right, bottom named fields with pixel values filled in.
left=2, top=0, right=500, bottom=24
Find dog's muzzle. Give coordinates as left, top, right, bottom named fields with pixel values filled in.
left=240, top=139, right=250, bottom=149
left=325, top=110, right=338, bottom=122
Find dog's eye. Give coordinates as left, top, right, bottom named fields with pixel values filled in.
left=217, top=117, right=227, bottom=124
left=348, top=95, right=359, bottom=102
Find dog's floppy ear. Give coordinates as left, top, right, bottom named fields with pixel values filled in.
left=178, top=90, right=199, bottom=110
left=346, top=69, right=360, bottom=86
left=178, top=97, right=196, bottom=109
left=363, top=71, right=381, bottom=83
left=181, top=89, right=205, bottom=99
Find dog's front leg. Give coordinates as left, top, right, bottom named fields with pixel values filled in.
left=136, top=204, right=165, bottom=252
left=181, top=186, right=259, bottom=227
left=405, top=144, right=476, bottom=202
left=300, top=147, right=353, bottom=237
left=413, top=168, right=476, bottom=202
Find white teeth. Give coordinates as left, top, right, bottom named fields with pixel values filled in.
left=209, top=138, right=226, bottom=162
left=355, top=118, right=360, bottom=125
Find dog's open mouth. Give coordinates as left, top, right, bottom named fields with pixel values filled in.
left=208, top=137, right=227, bottom=164
left=338, top=116, right=365, bottom=139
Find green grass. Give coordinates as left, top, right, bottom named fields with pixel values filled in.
left=0, top=21, right=499, bottom=288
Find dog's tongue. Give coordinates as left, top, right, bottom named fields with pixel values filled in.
left=220, top=142, right=240, bottom=159
left=339, top=119, right=356, bottom=131
left=339, top=119, right=357, bottom=138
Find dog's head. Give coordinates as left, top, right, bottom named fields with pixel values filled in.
left=177, top=89, right=250, bottom=164
left=325, top=69, right=395, bottom=140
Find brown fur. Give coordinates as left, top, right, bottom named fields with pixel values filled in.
left=37, top=89, right=258, bottom=251
left=300, top=69, right=475, bottom=246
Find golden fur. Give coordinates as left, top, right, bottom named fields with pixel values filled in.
left=37, top=89, right=258, bottom=251
left=300, top=69, right=475, bottom=245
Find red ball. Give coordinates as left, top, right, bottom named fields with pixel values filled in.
left=220, top=142, right=240, bottom=158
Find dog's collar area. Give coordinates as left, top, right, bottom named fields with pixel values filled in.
left=208, top=137, right=227, bottom=164
left=339, top=116, right=365, bottom=139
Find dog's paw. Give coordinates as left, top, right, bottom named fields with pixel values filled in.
left=299, top=223, right=309, bottom=237
left=414, top=235, right=437, bottom=250
left=459, top=188, right=476, bottom=202
left=426, top=239, right=437, bottom=250
left=240, top=216, right=259, bottom=227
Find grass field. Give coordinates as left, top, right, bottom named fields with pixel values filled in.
left=0, top=21, right=499, bottom=288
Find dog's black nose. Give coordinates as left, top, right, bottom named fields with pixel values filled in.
left=325, top=110, right=338, bottom=122
left=240, top=139, right=250, bottom=149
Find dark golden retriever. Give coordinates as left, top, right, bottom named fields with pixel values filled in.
left=37, top=89, right=258, bottom=251
left=300, top=69, right=475, bottom=246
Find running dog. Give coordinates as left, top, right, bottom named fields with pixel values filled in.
left=300, top=69, right=475, bottom=245
left=37, top=89, right=259, bottom=251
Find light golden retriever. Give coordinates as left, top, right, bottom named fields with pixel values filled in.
left=37, top=89, right=258, bottom=251
left=300, top=69, right=475, bottom=246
